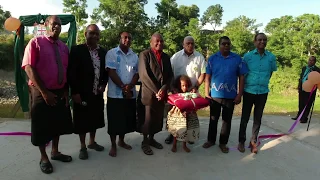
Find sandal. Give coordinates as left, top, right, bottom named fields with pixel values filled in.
left=149, top=139, right=163, bottom=149
left=88, top=142, right=104, bottom=152
left=51, top=152, right=72, bottom=162
left=79, top=148, right=88, bottom=160
left=141, top=142, right=153, bottom=155
left=39, top=160, right=53, bottom=174
left=219, top=144, right=229, bottom=153
left=202, top=141, right=215, bottom=149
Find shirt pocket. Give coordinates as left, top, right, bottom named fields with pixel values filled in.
left=127, top=60, right=138, bottom=73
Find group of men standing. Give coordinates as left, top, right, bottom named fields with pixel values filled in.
left=22, top=15, right=314, bottom=175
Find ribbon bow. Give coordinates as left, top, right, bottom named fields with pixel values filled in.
left=180, top=92, right=199, bottom=100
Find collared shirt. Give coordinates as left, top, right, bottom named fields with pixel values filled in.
left=88, top=45, right=100, bottom=95
left=105, top=46, right=138, bottom=99
left=302, top=65, right=315, bottom=83
left=206, top=51, right=248, bottom=99
left=243, top=48, right=277, bottom=94
left=171, top=50, right=206, bottom=87
left=21, top=35, right=69, bottom=90
left=152, top=49, right=162, bottom=69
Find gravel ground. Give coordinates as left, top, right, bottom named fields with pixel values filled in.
left=0, top=70, right=18, bottom=105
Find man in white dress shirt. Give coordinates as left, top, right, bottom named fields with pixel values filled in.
left=105, top=31, right=139, bottom=157
left=165, top=36, right=207, bottom=144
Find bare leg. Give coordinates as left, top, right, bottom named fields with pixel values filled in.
left=39, top=145, right=49, bottom=162
left=183, top=141, right=190, bottom=153
left=171, top=137, right=177, bottom=152
left=51, top=136, right=60, bottom=156
left=109, top=135, right=117, bottom=157
left=89, top=131, right=96, bottom=145
left=118, top=134, right=132, bottom=150
left=79, top=134, right=86, bottom=149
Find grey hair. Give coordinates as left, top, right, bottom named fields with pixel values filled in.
left=183, top=36, right=194, bottom=43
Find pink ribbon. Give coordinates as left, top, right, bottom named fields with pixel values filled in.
left=232, top=85, right=317, bottom=150
left=0, top=132, right=31, bottom=136
left=0, top=132, right=51, bottom=146
left=0, top=86, right=316, bottom=149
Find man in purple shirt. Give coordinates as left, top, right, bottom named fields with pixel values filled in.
left=22, top=15, right=73, bottom=174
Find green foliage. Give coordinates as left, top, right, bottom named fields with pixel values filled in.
left=201, top=4, right=223, bottom=30
left=62, top=0, right=88, bottom=44
left=0, top=34, right=32, bottom=70
left=92, top=0, right=149, bottom=51
left=223, top=15, right=260, bottom=56
left=265, top=14, right=320, bottom=70
left=0, top=5, right=11, bottom=31
left=269, top=67, right=300, bottom=94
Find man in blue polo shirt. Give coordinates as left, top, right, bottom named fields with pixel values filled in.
left=238, top=33, right=277, bottom=154
left=204, top=36, right=248, bottom=153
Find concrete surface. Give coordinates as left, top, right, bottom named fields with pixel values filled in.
left=0, top=115, right=320, bottom=180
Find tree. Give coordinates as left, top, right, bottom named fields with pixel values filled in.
left=265, top=14, right=320, bottom=70
left=92, top=0, right=149, bottom=52
left=223, top=16, right=260, bottom=56
left=155, top=0, right=179, bottom=27
left=161, top=17, right=187, bottom=55
left=177, top=4, right=199, bottom=26
left=0, top=6, right=11, bottom=31
left=201, top=4, right=223, bottom=31
left=155, top=0, right=199, bottom=27
left=62, top=0, right=88, bottom=43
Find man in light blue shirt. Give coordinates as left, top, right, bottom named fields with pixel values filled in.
left=204, top=36, right=248, bottom=153
left=106, top=32, right=139, bottom=157
left=238, top=33, right=277, bottom=154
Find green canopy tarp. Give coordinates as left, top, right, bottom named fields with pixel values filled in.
left=14, top=14, right=77, bottom=112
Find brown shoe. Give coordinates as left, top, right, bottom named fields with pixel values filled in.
left=238, top=143, right=245, bottom=153
left=249, top=141, right=258, bottom=154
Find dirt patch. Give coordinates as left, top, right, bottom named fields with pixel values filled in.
left=0, top=70, right=18, bottom=105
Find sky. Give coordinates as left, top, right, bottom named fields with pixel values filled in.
left=1, top=0, right=320, bottom=32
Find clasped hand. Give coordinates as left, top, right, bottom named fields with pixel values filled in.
left=156, top=89, right=164, bottom=101
left=122, top=84, right=134, bottom=99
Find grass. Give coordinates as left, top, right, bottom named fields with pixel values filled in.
left=1, top=86, right=320, bottom=119
left=197, top=93, right=320, bottom=117
left=196, top=84, right=320, bottom=117
left=0, top=104, right=25, bottom=119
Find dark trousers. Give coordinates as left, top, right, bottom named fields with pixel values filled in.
left=298, top=90, right=316, bottom=121
left=207, top=98, right=235, bottom=145
left=238, top=92, right=268, bottom=143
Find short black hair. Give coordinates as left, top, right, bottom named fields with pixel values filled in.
left=119, top=31, right=132, bottom=39
left=219, top=36, right=230, bottom=45
left=310, top=55, right=317, bottom=61
left=174, top=75, right=192, bottom=92
left=254, top=32, right=266, bottom=41
left=86, top=24, right=99, bottom=32
left=45, top=15, right=60, bottom=24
